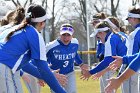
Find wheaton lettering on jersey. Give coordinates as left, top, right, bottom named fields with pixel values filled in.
left=54, top=52, right=76, bottom=60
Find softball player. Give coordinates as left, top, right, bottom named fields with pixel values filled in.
left=90, top=12, right=106, bottom=62
left=0, top=6, right=25, bottom=38
left=102, top=6, right=140, bottom=93
left=118, top=6, right=140, bottom=93
left=0, top=6, right=39, bottom=93
left=46, top=23, right=88, bottom=93
left=0, top=6, right=28, bottom=93
left=90, top=13, right=106, bottom=93
left=81, top=21, right=128, bottom=93
left=90, top=16, right=129, bottom=93
left=105, top=52, right=140, bottom=93
left=104, top=17, right=130, bottom=93
left=0, top=4, right=66, bottom=93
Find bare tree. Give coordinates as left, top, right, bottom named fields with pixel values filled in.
left=11, top=0, right=31, bottom=7
left=88, top=0, right=120, bottom=17
left=110, top=0, right=120, bottom=17
left=11, top=0, right=20, bottom=6
left=91, top=0, right=107, bottom=13
left=11, top=0, right=36, bottom=7
left=132, top=0, right=140, bottom=5
left=50, top=0, right=56, bottom=41
left=42, top=0, right=47, bottom=9
left=48, top=0, right=70, bottom=41
left=78, top=0, right=87, bottom=30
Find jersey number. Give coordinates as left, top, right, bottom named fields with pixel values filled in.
left=63, top=61, right=69, bottom=67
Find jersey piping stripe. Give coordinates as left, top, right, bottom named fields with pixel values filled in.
left=12, top=50, right=29, bottom=73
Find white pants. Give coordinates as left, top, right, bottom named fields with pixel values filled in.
left=23, top=73, right=41, bottom=93
left=51, top=71, right=77, bottom=93
left=0, top=63, right=23, bottom=93
left=121, top=73, right=139, bottom=93
left=119, top=65, right=139, bottom=93
left=100, top=71, right=115, bottom=93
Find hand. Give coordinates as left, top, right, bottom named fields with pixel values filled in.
left=80, top=64, right=89, bottom=70
left=80, top=69, right=91, bottom=80
left=92, top=68, right=110, bottom=80
left=22, top=73, right=30, bottom=83
left=80, top=64, right=90, bottom=80
left=38, top=79, right=46, bottom=87
left=109, top=56, right=123, bottom=71
left=54, top=73, right=68, bottom=87
left=105, top=77, right=121, bottom=93
left=92, top=71, right=104, bottom=80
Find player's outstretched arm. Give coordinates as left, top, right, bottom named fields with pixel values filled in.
left=105, top=68, right=136, bottom=93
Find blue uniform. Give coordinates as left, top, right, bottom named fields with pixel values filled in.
left=46, top=38, right=83, bottom=74
left=123, top=53, right=140, bottom=71
left=127, top=24, right=140, bottom=55
left=89, top=31, right=127, bottom=74
left=117, top=31, right=129, bottom=75
left=96, top=40, right=104, bottom=61
left=46, top=38, right=83, bottom=93
left=121, top=24, right=140, bottom=93
left=89, top=31, right=128, bottom=93
left=0, top=25, right=66, bottom=93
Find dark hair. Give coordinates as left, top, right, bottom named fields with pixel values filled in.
left=13, top=6, right=25, bottom=25
left=120, top=26, right=126, bottom=33
left=0, top=6, right=25, bottom=26
left=93, top=12, right=106, bottom=20
left=0, top=19, right=9, bottom=26
left=0, top=10, right=15, bottom=26
left=128, top=6, right=140, bottom=20
left=6, top=4, right=47, bottom=41
left=61, top=23, right=73, bottom=28
left=95, top=21, right=125, bottom=41
left=128, top=6, right=140, bottom=14
left=105, top=17, right=127, bottom=33
left=91, top=12, right=106, bottom=26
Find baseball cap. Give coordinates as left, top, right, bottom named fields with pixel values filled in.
left=60, top=24, right=74, bottom=35
left=125, top=12, right=140, bottom=20
left=90, top=27, right=110, bottom=37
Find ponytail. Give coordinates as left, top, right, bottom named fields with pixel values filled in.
left=6, top=4, right=47, bottom=41
left=6, top=14, right=32, bottom=41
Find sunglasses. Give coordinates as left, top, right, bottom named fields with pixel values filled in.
left=61, top=27, right=73, bottom=32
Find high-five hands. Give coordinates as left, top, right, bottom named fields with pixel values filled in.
left=109, top=56, right=123, bottom=71
left=80, top=64, right=91, bottom=80
left=105, top=77, right=121, bottom=93
left=38, top=79, right=46, bottom=87
left=53, top=69, right=68, bottom=87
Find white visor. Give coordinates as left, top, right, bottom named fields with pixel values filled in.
left=126, top=12, right=140, bottom=19
left=60, top=30, right=73, bottom=35
left=104, top=18, right=118, bottom=29
left=60, top=27, right=74, bottom=36
left=31, top=14, right=48, bottom=22
left=90, top=27, right=110, bottom=37
left=88, top=19, right=103, bottom=24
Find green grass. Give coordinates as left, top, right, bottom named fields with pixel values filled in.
left=22, top=71, right=121, bottom=93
